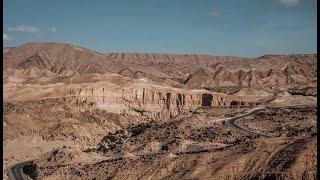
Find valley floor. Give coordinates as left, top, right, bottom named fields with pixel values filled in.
left=3, top=102, right=317, bottom=179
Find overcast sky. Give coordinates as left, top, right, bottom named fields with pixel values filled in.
left=3, top=0, right=317, bottom=57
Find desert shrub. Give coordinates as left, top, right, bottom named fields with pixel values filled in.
left=102, top=132, right=117, bottom=143
left=128, top=123, right=151, bottom=136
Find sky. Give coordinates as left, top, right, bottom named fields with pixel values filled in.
left=3, top=0, right=317, bottom=57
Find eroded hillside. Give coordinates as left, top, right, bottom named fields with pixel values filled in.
left=3, top=43, right=317, bottom=179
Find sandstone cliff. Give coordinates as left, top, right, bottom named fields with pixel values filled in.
left=65, top=82, right=261, bottom=121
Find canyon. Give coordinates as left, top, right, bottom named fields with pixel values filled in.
left=3, top=42, right=317, bottom=179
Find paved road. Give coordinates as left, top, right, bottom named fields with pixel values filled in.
left=218, top=104, right=316, bottom=137
left=7, top=160, right=33, bottom=180
left=222, top=107, right=272, bottom=137
left=214, top=107, right=265, bottom=123
left=7, top=104, right=315, bottom=179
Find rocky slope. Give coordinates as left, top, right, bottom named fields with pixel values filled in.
left=3, top=42, right=317, bottom=180
left=32, top=106, right=317, bottom=179
left=3, top=42, right=317, bottom=96
left=3, top=42, right=317, bottom=124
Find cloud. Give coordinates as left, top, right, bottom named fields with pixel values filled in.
left=3, top=33, right=13, bottom=41
left=211, top=11, right=221, bottom=17
left=48, top=27, right=57, bottom=33
left=279, top=0, right=299, bottom=7
left=8, top=25, right=39, bottom=33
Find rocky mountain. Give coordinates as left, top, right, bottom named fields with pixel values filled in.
left=3, top=42, right=317, bottom=96
left=3, top=42, right=317, bottom=180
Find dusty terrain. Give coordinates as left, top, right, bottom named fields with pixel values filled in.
left=3, top=42, right=317, bottom=179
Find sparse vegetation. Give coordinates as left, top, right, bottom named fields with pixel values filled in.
left=128, top=123, right=151, bottom=136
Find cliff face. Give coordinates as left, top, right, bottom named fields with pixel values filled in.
left=120, top=86, right=204, bottom=120
left=3, top=42, right=316, bottom=120
left=65, top=83, right=261, bottom=121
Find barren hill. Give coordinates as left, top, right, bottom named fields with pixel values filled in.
left=3, top=42, right=317, bottom=180
left=3, top=42, right=317, bottom=96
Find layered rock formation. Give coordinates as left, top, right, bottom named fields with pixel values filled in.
left=65, top=82, right=261, bottom=121
left=3, top=43, right=317, bottom=180
left=3, top=42, right=317, bottom=120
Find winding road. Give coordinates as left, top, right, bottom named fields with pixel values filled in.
left=214, top=104, right=315, bottom=137
left=7, top=104, right=315, bottom=179
left=7, top=160, right=33, bottom=180
left=221, top=107, right=272, bottom=137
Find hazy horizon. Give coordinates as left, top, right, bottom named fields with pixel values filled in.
left=3, top=41, right=317, bottom=58
left=4, top=0, right=317, bottom=57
